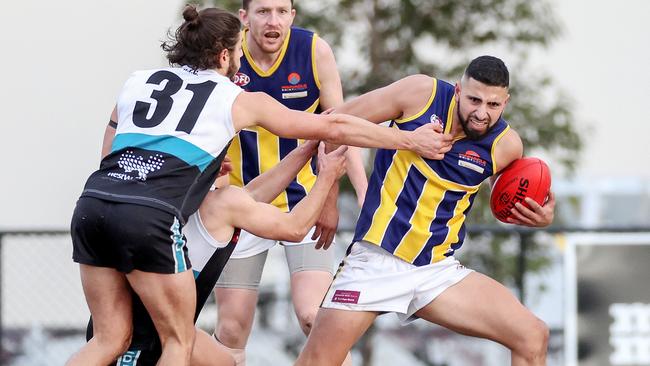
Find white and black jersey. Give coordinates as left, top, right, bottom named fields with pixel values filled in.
left=81, top=66, right=242, bottom=223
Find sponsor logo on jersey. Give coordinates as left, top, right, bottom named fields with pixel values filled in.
left=107, top=150, right=165, bottom=181
left=430, top=114, right=443, bottom=126
left=288, top=72, right=301, bottom=85
left=332, top=290, right=361, bottom=304
left=233, top=72, right=250, bottom=87
left=458, top=150, right=487, bottom=174
left=281, top=71, right=308, bottom=98
left=282, top=91, right=308, bottom=99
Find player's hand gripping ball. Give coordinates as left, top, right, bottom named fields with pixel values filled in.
left=490, top=157, right=551, bottom=223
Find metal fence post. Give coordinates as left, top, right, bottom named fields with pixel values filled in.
left=0, top=233, right=4, bottom=362
left=516, top=231, right=534, bottom=304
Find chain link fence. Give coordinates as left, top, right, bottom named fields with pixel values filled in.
left=2, top=228, right=648, bottom=365
left=0, top=231, right=86, bottom=365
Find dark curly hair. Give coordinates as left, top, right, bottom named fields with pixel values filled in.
left=464, top=55, right=509, bottom=88
left=162, top=5, right=241, bottom=71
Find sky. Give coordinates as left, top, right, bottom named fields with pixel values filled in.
left=0, top=0, right=649, bottom=230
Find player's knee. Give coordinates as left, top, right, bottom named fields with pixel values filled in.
left=514, top=318, right=549, bottom=361
left=216, top=318, right=250, bottom=347
left=93, top=323, right=132, bottom=357
left=296, top=307, right=318, bottom=335
left=158, top=322, right=196, bottom=352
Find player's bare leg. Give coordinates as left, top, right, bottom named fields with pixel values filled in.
left=290, top=270, right=353, bottom=365
left=214, top=287, right=259, bottom=365
left=190, top=328, right=235, bottom=366
left=414, top=272, right=549, bottom=366
left=295, top=309, right=377, bottom=366
left=66, top=265, right=132, bottom=366
left=127, top=270, right=197, bottom=366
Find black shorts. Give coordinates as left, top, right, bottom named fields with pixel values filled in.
left=86, top=239, right=238, bottom=366
left=71, top=196, right=191, bottom=274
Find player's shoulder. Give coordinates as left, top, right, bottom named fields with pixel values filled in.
left=400, top=74, right=434, bottom=86
left=494, top=127, right=523, bottom=171
left=313, top=36, right=334, bottom=59
left=202, top=185, right=251, bottom=213
left=390, top=74, right=435, bottom=97
left=501, top=126, right=523, bottom=148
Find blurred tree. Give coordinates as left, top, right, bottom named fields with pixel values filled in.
left=205, top=0, right=581, bottom=171
left=199, top=0, right=579, bottom=362
left=203, top=0, right=580, bottom=265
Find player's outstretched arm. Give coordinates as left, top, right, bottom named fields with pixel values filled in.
left=232, top=91, right=452, bottom=160
left=215, top=144, right=347, bottom=242
left=244, top=140, right=319, bottom=203
left=334, top=74, right=436, bottom=124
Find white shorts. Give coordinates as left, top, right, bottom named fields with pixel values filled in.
left=230, top=226, right=332, bottom=259
left=182, top=212, right=230, bottom=272
left=322, top=241, right=473, bottom=324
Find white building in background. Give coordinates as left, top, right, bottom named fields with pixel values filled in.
left=554, top=178, right=650, bottom=228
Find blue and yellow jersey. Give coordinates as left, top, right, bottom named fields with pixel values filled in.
left=353, top=79, right=510, bottom=266
left=229, top=27, right=321, bottom=212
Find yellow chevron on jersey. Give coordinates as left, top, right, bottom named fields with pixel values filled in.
left=229, top=27, right=321, bottom=212
left=241, top=28, right=290, bottom=77
left=353, top=78, right=510, bottom=266
left=362, top=150, right=481, bottom=263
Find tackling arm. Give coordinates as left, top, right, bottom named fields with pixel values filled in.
left=244, top=140, right=319, bottom=203
left=231, top=91, right=451, bottom=160
left=207, top=145, right=347, bottom=242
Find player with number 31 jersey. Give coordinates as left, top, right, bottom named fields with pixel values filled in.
left=82, top=65, right=242, bottom=224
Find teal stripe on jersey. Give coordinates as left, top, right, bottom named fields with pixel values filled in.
left=112, top=133, right=213, bottom=172
left=116, top=350, right=141, bottom=366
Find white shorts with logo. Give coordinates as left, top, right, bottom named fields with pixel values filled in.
left=230, top=227, right=326, bottom=259
left=322, top=241, right=473, bottom=324
left=215, top=228, right=336, bottom=289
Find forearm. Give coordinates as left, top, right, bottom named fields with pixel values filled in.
left=328, top=114, right=414, bottom=150
left=245, top=144, right=314, bottom=203
left=286, top=172, right=338, bottom=235
left=345, top=147, right=368, bottom=205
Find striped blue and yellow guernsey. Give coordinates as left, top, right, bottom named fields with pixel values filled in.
left=353, top=79, right=510, bottom=266
left=229, top=27, right=321, bottom=212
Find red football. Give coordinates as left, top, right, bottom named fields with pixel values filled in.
left=490, top=157, right=551, bottom=223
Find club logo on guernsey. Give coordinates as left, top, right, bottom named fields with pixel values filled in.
left=430, top=113, right=443, bottom=127
left=233, top=72, right=250, bottom=87
left=458, top=150, right=487, bottom=174
left=107, top=150, right=165, bottom=182
left=282, top=71, right=308, bottom=99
